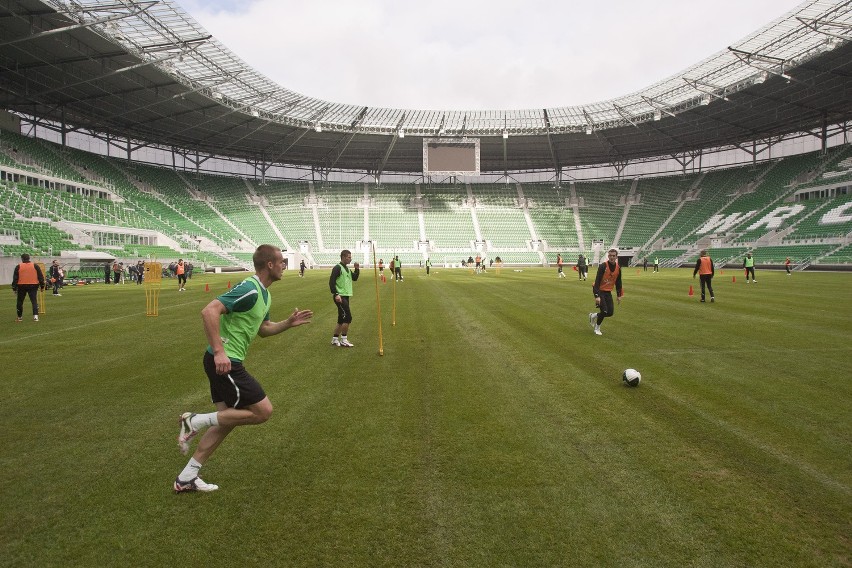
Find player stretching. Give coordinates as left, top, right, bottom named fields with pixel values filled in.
left=173, top=245, right=312, bottom=493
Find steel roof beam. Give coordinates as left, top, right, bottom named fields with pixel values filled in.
left=375, top=114, right=407, bottom=182
left=0, top=2, right=156, bottom=48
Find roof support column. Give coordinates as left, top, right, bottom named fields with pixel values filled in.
left=60, top=106, right=66, bottom=147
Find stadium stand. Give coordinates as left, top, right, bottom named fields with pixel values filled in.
left=0, top=128, right=850, bottom=270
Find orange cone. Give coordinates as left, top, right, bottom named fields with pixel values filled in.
left=227, top=280, right=231, bottom=289
left=205, top=283, right=210, bottom=292
left=688, top=285, right=694, bottom=296
left=732, top=276, right=736, bottom=283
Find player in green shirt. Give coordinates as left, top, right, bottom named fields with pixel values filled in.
left=743, top=252, right=756, bottom=283
left=330, top=249, right=360, bottom=347
left=173, top=244, right=313, bottom=493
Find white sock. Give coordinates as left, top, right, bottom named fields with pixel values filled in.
left=178, top=457, right=203, bottom=482
left=341, top=335, right=348, bottom=342
left=190, top=412, right=219, bottom=430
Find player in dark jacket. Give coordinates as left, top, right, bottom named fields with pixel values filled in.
left=589, top=249, right=623, bottom=336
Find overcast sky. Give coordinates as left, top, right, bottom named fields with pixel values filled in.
left=173, top=0, right=806, bottom=110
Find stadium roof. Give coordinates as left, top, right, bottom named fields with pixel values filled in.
left=1, top=0, right=851, bottom=176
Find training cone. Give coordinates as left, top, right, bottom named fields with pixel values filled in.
left=732, top=276, right=736, bottom=283
left=205, top=283, right=210, bottom=292
left=227, top=280, right=231, bottom=289
left=688, top=285, right=694, bottom=296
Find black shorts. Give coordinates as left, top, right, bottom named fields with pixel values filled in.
left=334, top=295, right=353, bottom=324
left=203, top=351, right=266, bottom=408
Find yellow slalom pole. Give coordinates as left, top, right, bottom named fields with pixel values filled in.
left=371, top=241, right=384, bottom=356
left=144, top=259, right=162, bottom=316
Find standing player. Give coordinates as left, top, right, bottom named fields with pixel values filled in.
left=576, top=254, right=588, bottom=281
left=557, top=254, right=565, bottom=278
left=393, top=255, right=403, bottom=281
left=330, top=249, right=360, bottom=347
left=589, top=249, right=623, bottom=336
left=299, top=259, right=306, bottom=278
left=173, top=245, right=313, bottom=493
left=743, top=252, right=756, bottom=283
left=785, top=257, right=792, bottom=276
left=693, top=249, right=715, bottom=303
left=176, top=258, right=187, bottom=291
left=12, top=253, right=45, bottom=322
left=49, top=260, right=63, bottom=296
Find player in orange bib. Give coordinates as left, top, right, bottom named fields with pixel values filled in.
left=693, top=249, right=715, bottom=303
left=12, top=253, right=45, bottom=322
left=589, top=249, right=623, bottom=336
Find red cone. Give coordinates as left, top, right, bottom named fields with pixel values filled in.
left=205, top=283, right=210, bottom=292
left=227, top=281, right=231, bottom=289
left=732, top=276, right=736, bottom=283
left=688, top=285, right=694, bottom=296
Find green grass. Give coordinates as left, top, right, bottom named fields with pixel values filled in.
left=1, top=267, right=850, bottom=567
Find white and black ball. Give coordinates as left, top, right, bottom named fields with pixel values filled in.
left=622, top=368, right=641, bottom=387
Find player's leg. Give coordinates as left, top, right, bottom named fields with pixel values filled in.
left=27, top=287, right=39, bottom=317
left=339, top=298, right=354, bottom=347
left=16, top=288, right=26, bottom=319
left=332, top=299, right=346, bottom=345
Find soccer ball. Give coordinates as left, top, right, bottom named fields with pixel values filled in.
left=622, top=368, right=641, bottom=387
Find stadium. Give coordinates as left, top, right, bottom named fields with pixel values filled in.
left=1, top=1, right=851, bottom=567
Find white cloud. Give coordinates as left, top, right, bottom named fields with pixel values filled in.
left=174, top=0, right=805, bottom=110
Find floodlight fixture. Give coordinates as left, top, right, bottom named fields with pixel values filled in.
left=502, top=130, right=509, bottom=139
left=753, top=72, right=767, bottom=84
left=653, top=110, right=662, bottom=121
left=314, top=123, right=322, bottom=132
left=398, top=129, right=405, bottom=138
left=585, top=125, right=593, bottom=135
left=250, top=109, right=259, bottom=117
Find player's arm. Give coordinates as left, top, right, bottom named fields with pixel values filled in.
left=616, top=272, right=623, bottom=303
left=351, top=263, right=360, bottom=281
left=693, top=260, right=700, bottom=277
left=258, top=308, right=313, bottom=337
left=201, top=299, right=230, bottom=374
left=592, top=264, right=605, bottom=305
left=329, top=264, right=341, bottom=298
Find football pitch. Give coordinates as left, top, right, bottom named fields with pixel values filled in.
left=1, top=266, right=850, bottom=567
